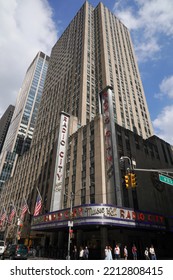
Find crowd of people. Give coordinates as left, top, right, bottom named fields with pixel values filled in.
left=104, top=244, right=157, bottom=260
left=73, top=246, right=89, bottom=260
left=28, top=243, right=157, bottom=260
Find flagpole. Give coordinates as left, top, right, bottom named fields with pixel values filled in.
left=36, top=187, right=42, bottom=201
left=10, top=200, right=18, bottom=218
left=0, top=206, right=7, bottom=242
left=9, top=200, right=21, bottom=244
left=21, top=195, right=31, bottom=215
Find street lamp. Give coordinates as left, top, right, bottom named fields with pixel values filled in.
left=16, top=218, right=21, bottom=245
left=66, top=192, right=74, bottom=260
left=120, top=156, right=136, bottom=171
left=65, top=189, right=81, bottom=260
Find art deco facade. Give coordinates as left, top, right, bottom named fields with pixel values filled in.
left=32, top=1, right=153, bottom=148
left=1, top=2, right=172, bottom=259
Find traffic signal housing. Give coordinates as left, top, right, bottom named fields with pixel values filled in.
left=130, top=173, right=137, bottom=188
left=69, top=228, right=74, bottom=239
left=124, top=174, right=130, bottom=188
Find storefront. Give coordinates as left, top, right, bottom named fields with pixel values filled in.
left=30, top=204, right=171, bottom=259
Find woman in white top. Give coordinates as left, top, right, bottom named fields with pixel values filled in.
left=79, top=247, right=84, bottom=259
left=149, top=245, right=157, bottom=260
left=105, top=246, right=113, bottom=260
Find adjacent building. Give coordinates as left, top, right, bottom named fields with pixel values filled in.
left=0, top=105, right=14, bottom=154
left=0, top=2, right=173, bottom=259
left=0, top=52, right=49, bottom=191
left=1, top=51, right=49, bottom=155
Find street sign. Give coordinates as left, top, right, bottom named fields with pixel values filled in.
left=159, top=174, right=173, bottom=186
left=68, top=221, right=73, bottom=227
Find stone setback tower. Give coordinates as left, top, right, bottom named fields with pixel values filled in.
left=32, top=1, right=153, bottom=148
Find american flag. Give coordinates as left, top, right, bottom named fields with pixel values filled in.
left=20, top=202, right=28, bottom=220
left=8, top=207, right=16, bottom=223
left=0, top=209, right=6, bottom=225
left=33, top=195, right=42, bottom=216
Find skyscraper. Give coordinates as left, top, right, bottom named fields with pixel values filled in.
left=0, top=105, right=14, bottom=154
left=32, top=1, right=153, bottom=148
left=1, top=51, right=49, bottom=155
left=0, top=52, right=49, bottom=190
left=1, top=2, right=172, bottom=258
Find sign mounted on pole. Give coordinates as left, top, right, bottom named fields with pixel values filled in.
left=159, top=174, right=173, bottom=186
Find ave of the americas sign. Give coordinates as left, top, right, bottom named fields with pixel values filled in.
left=50, top=112, right=70, bottom=211
left=159, top=174, right=173, bottom=186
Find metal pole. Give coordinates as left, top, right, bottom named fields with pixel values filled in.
left=120, top=156, right=133, bottom=171
left=67, top=192, right=73, bottom=260
left=15, top=218, right=20, bottom=245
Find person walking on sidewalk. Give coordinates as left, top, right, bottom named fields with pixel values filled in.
left=105, top=246, right=113, bottom=260
left=123, top=246, right=128, bottom=260
left=114, top=244, right=120, bottom=260
left=149, top=245, right=157, bottom=260
left=83, top=246, right=89, bottom=260
left=132, top=244, right=137, bottom=260
left=79, top=246, right=84, bottom=260
left=144, top=247, right=150, bottom=260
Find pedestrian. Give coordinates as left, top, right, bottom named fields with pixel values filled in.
left=144, top=247, right=150, bottom=260
left=33, top=247, right=37, bottom=258
left=79, top=246, right=84, bottom=259
left=114, top=244, right=120, bottom=260
left=123, top=245, right=128, bottom=260
left=107, top=246, right=113, bottom=260
left=149, top=245, right=157, bottom=260
left=83, top=246, right=89, bottom=259
left=73, top=245, right=78, bottom=260
left=132, top=244, right=137, bottom=260
left=105, top=246, right=109, bottom=259
left=105, top=245, right=113, bottom=260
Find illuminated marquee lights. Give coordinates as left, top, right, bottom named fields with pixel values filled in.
left=32, top=205, right=165, bottom=228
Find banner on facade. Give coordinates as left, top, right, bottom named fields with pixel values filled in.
left=50, top=112, right=70, bottom=211
left=99, top=86, right=122, bottom=206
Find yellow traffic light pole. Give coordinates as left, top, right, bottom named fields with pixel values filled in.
left=121, top=156, right=173, bottom=189
left=121, top=156, right=137, bottom=188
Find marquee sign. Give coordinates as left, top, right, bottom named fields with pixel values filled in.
left=32, top=204, right=166, bottom=231
left=50, top=112, right=70, bottom=211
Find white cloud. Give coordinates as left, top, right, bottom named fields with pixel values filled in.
left=113, top=0, right=173, bottom=62
left=153, top=76, right=173, bottom=144
left=154, top=75, right=173, bottom=99
left=159, top=76, right=173, bottom=98
left=113, top=0, right=173, bottom=144
left=0, top=0, right=58, bottom=117
left=153, top=105, right=173, bottom=144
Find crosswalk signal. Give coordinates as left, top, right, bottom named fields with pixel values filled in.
left=130, top=173, right=137, bottom=188
left=124, top=174, right=130, bottom=188
left=69, top=229, right=74, bottom=239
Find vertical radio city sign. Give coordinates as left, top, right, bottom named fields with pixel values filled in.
left=50, top=112, right=70, bottom=211
left=99, top=86, right=122, bottom=206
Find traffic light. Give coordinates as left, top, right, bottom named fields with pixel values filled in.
left=124, top=174, right=130, bottom=188
left=130, top=173, right=137, bottom=188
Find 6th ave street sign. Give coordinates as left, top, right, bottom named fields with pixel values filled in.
left=159, top=174, right=173, bottom=186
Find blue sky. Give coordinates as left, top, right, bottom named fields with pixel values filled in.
left=0, top=0, right=173, bottom=144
